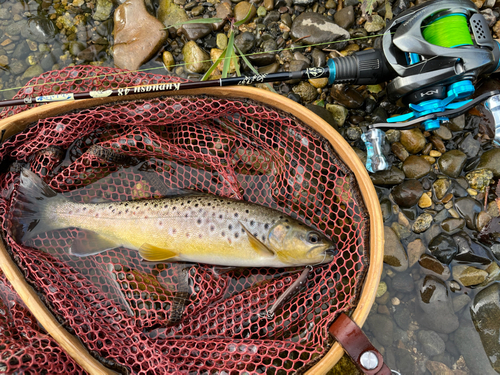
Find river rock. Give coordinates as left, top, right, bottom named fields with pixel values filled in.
left=433, top=178, right=452, bottom=200
left=93, top=0, right=113, bottom=21
left=458, top=133, right=481, bottom=158
left=366, top=313, right=394, bottom=346
left=21, top=64, right=44, bottom=81
left=113, top=0, right=168, bottom=71
left=418, top=192, right=432, bottom=209
left=234, top=32, right=255, bottom=54
left=290, top=13, right=349, bottom=50
left=292, top=82, right=317, bottom=103
left=364, top=14, right=385, bottom=32
left=407, top=238, right=426, bottom=268
left=21, top=16, right=55, bottom=43
left=470, top=283, right=500, bottom=373
left=417, top=330, right=446, bottom=356
left=477, top=148, right=500, bottom=177
left=438, top=150, right=467, bottom=178
left=419, top=254, right=451, bottom=280
left=402, top=155, right=431, bottom=179
left=158, top=0, right=188, bottom=28
left=417, top=275, right=459, bottom=334
left=234, top=2, right=256, bottom=23
left=466, top=168, right=494, bottom=192
left=440, top=218, right=465, bottom=234
left=391, top=142, right=409, bottom=162
left=412, top=213, right=433, bottom=234
left=179, top=22, right=213, bottom=40
left=392, top=179, right=423, bottom=208
left=452, top=294, right=471, bottom=313
left=454, top=320, right=498, bottom=375
left=453, top=265, right=488, bottom=286
left=455, top=197, right=483, bottom=230
left=428, top=233, right=457, bottom=265
left=334, top=6, right=354, bottom=29
left=392, top=272, right=414, bottom=293
left=400, top=128, right=426, bottom=154
left=214, top=2, right=232, bottom=30
left=384, top=226, right=408, bottom=272
left=370, top=167, right=405, bottom=185
left=183, top=41, right=211, bottom=73
left=330, top=84, right=364, bottom=108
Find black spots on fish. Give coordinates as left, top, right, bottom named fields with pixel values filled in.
left=82, top=207, right=87, bottom=211
left=261, top=235, right=266, bottom=242
left=154, top=203, right=158, bottom=208
left=172, top=228, right=177, bottom=234
left=197, top=219, right=202, bottom=225
left=108, top=205, right=112, bottom=210
left=279, top=216, right=283, bottom=219
left=118, top=211, right=122, bottom=215
left=172, top=206, right=176, bottom=210
left=228, top=224, right=233, bottom=230
left=250, top=220, right=255, bottom=226
left=219, top=214, right=223, bottom=219
left=264, top=223, right=269, bottom=230
left=124, top=203, right=129, bottom=207
left=235, top=232, right=239, bottom=238
left=221, top=231, right=226, bottom=237
left=207, top=203, right=211, bottom=207
left=194, top=203, right=199, bottom=208
left=285, top=225, right=290, bottom=230
left=234, top=213, right=239, bottom=218
left=144, top=202, right=149, bottom=206
left=125, top=209, right=129, bottom=214
left=284, top=219, right=289, bottom=223
left=198, top=234, right=202, bottom=239
left=210, top=225, right=215, bottom=232
left=245, top=209, right=249, bottom=214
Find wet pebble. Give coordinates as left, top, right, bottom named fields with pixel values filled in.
left=417, top=275, right=459, bottom=334
left=419, top=254, right=451, bottom=280
left=330, top=84, right=364, bottom=108
left=400, top=128, right=426, bottom=154
left=292, top=81, right=316, bottom=103
left=470, top=283, right=500, bottom=372
left=440, top=218, right=465, bottom=234
left=412, top=213, right=433, bottom=233
left=402, top=155, right=431, bottom=179
left=383, top=226, right=408, bottom=272
left=326, top=104, right=348, bottom=127
left=417, top=330, right=446, bottom=357
left=234, top=2, right=256, bottom=22
left=453, top=265, right=488, bottom=287
left=407, top=238, right=426, bottom=268
left=454, top=197, right=483, bottom=230
left=364, top=14, right=385, bottom=32
left=477, top=148, right=500, bottom=177
left=438, top=150, right=467, bottom=178
left=391, top=142, right=409, bottom=162
left=392, top=179, right=423, bottom=208
left=370, top=167, right=405, bottom=186
left=466, top=168, right=493, bottom=192
left=458, top=133, right=481, bottom=158
left=334, top=6, right=354, bottom=29
left=433, top=178, right=452, bottom=200
left=391, top=272, right=414, bottom=293
left=428, top=233, right=457, bottom=265
left=290, top=13, right=349, bottom=49
left=183, top=41, right=211, bottom=73
left=366, top=313, right=394, bottom=346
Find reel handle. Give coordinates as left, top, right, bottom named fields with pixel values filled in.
left=361, top=128, right=390, bottom=173
left=484, top=94, right=500, bottom=146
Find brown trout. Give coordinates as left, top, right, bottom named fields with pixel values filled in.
left=13, top=169, right=336, bottom=267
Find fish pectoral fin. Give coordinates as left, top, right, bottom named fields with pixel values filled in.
left=240, top=222, right=275, bottom=258
left=139, top=243, right=179, bottom=262
left=70, top=231, right=120, bottom=257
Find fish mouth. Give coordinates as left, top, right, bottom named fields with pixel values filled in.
left=325, top=247, right=337, bottom=256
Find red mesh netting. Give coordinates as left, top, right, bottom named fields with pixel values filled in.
left=0, top=67, right=369, bottom=374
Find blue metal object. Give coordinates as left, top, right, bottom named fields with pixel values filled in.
left=361, top=128, right=390, bottom=173
left=386, top=80, right=474, bottom=131
left=484, top=94, right=500, bottom=146
left=327, top=59, right=336, bottom=85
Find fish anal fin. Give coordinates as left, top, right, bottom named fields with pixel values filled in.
left=240, top=222, right=275, bottom=258
left=70, top=231, right=120, bottom=257
left=139, top=243, right=179, bottom=262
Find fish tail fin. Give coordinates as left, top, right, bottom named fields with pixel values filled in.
left=13, top=169, right=68, bottom=242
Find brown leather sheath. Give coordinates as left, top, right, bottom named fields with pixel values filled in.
left=329, top=312, right=392, bottom=375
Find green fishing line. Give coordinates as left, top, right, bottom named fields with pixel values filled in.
left=422, top=14, right=473, bottom=48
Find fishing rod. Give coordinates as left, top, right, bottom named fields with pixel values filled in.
left=2, top=0, right=500, bottom=174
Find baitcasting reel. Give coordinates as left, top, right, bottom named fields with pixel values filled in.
left=353, top=0, right=500, bottom=172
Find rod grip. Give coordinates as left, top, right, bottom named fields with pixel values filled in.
left=328, top=49, right=393, bottom=86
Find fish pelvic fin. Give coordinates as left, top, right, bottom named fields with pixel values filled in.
left=139, top=243, right=179, bottom=262
left=70, top=231, right=121, bottom=257
left=14, top=168, right=68, bottom=243
left=240, top=222, right=275, bottom=258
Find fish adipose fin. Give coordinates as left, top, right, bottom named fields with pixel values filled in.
left=240, top=222, right=275, bottom=258
left=14, top=169, right=68, bottom=243
left=139, top=243, right=179, bottom=262
left=70, top=231, right=121, bottom=257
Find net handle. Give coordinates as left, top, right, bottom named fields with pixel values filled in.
left=0, top=86, right=384, bottom=375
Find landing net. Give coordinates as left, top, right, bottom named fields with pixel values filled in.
left=0, top=66, right=369, bottom=374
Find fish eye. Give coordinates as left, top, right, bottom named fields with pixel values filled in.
left=307, top=232, right=320, bottom=244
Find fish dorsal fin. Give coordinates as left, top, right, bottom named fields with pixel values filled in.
left=240, top=222, right=275, bottom=258
left=139, top=243, right=179, bottom=262
left=70, top=231, right=120, bottom=257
